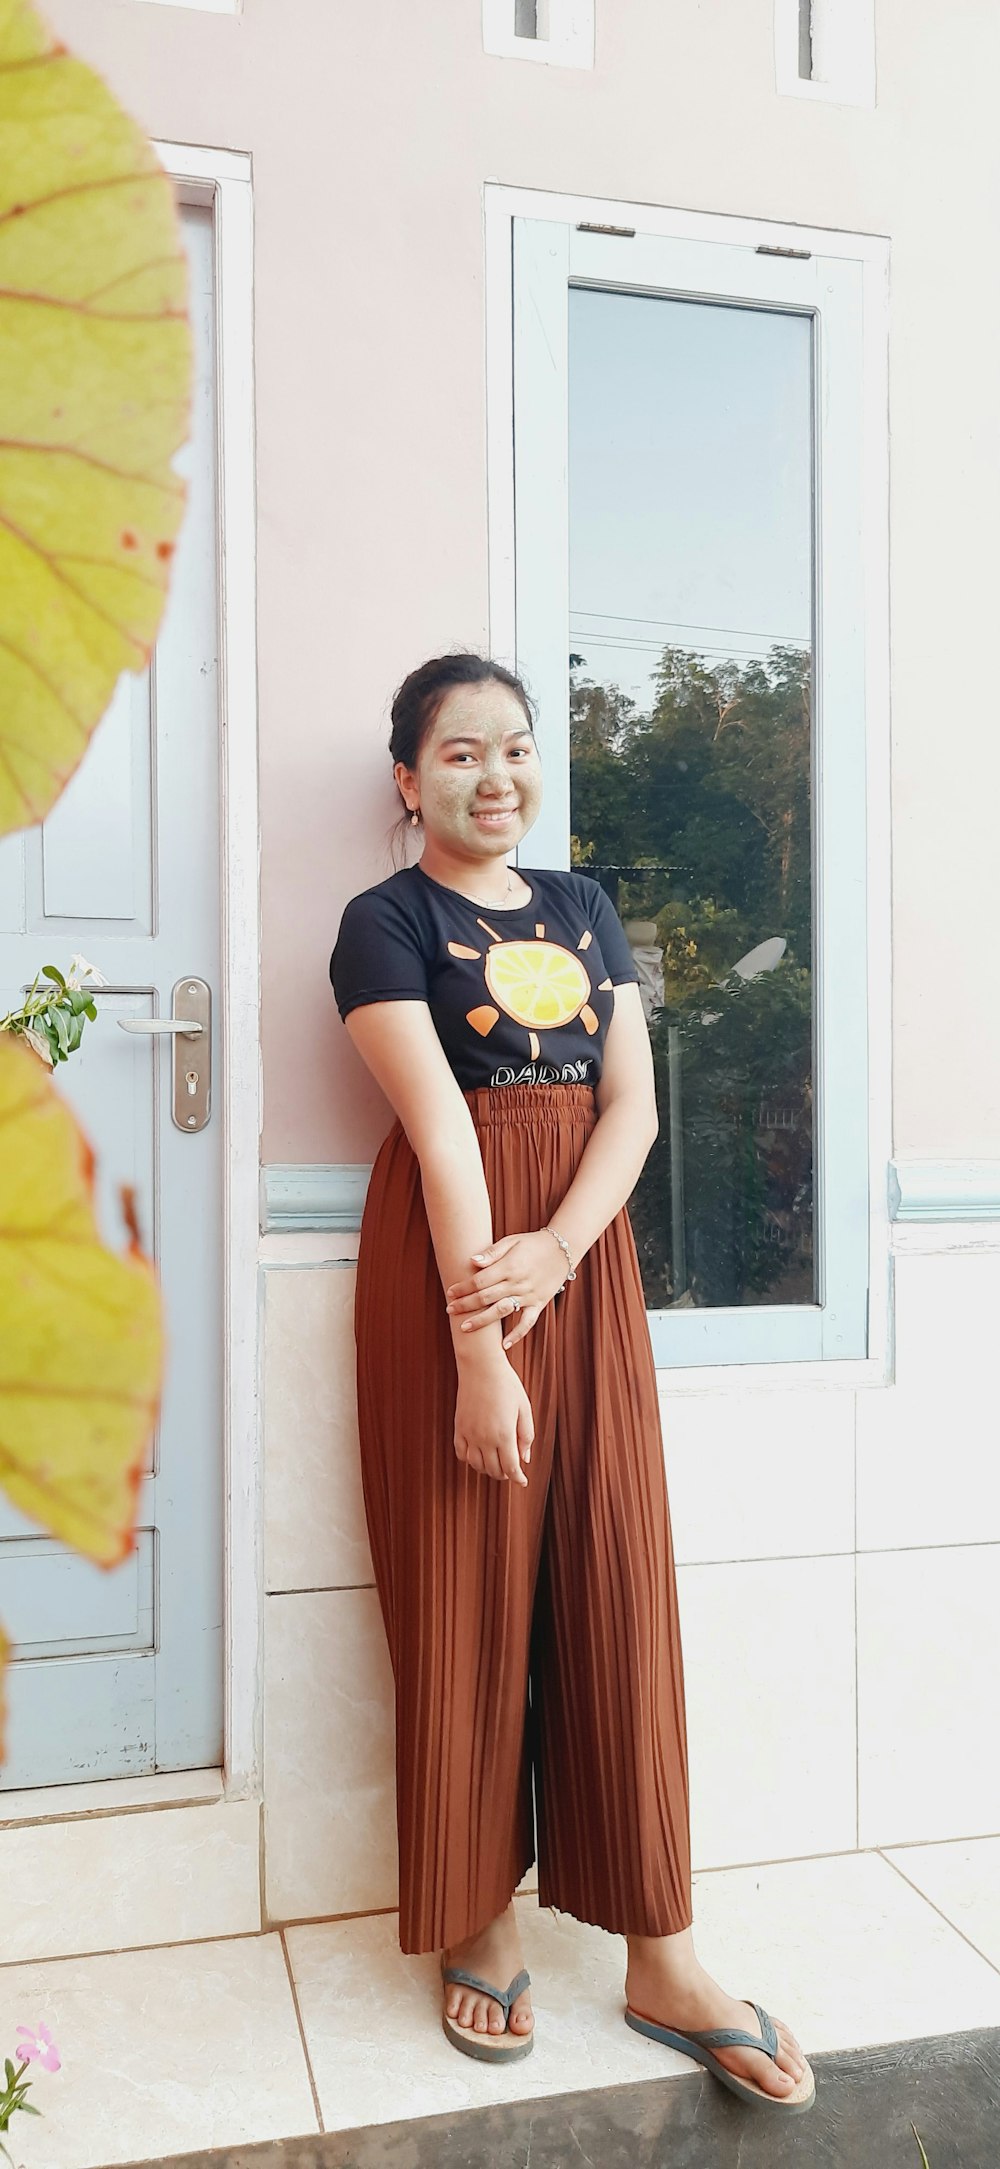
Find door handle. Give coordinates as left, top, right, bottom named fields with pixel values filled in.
left=118, top=1019, right=204, bottom=1035
left=117, top=978, right=212, bottom=1132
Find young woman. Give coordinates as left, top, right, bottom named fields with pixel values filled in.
left=329, top=653, right=814, bottom=2114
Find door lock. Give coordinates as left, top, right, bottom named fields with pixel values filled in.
left=118, top=979, right=212, bottom=1131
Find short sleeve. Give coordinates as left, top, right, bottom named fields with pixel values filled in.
left=329, top=887, right=430, bottom=1019
left=583, top=878, right=640, bottom=986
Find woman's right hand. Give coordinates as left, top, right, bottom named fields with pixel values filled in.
left=454, top=1347, right=534, bottom=1487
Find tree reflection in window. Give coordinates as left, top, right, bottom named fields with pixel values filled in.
left=571, top=641, right=814, bottom=1312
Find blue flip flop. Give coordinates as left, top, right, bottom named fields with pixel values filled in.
left=441, top=1961, right=534, bottom=2063
left=624, top=1996, right=815, bottom=2110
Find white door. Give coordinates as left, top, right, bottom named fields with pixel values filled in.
left=0, top=205, right=224, bottom=1789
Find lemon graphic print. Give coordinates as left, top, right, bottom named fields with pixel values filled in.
left=446, top=912, right=614, bottom=1063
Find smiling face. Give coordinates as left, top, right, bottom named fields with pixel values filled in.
left=394, top=680, right=543, bottom=875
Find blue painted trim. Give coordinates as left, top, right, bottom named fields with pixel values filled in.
left=648, top=1303, right=827, bottom=1369
left=261, top=1164, right=372, bottom=1233
left=888, top=1160, right=1000, bottom=1223
left=257, top=1165, right=846, bottom=1365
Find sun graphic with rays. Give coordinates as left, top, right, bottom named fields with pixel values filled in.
left=446, top=912, right=615, bottom=1062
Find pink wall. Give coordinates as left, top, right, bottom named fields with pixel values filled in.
left=38, top=0, right=1000, bottom=1165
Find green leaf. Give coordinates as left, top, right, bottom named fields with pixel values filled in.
left=1, top=2064, right=11, bottom=2088
left=41, top=965, right=65, bottom=990
left=0, top=0, right=193, bottom=837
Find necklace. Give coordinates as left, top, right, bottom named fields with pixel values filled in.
left=419, top=861, right=526, bottom=910
left=464, top=868, right=517, bottom=908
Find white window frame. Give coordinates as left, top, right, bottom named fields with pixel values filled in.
left=482, top=0, right=594, bottom=69
left=484, top=182, right=891, bottom=1379
left=775, top=0, right=876, bottom=107
left=154, top=142, right=261, bottom=1791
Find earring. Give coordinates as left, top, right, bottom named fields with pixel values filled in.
left=409, top=807, right=420, bottom=827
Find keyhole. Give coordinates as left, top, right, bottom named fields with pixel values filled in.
left=186, top=1070, right=199, bottom=1096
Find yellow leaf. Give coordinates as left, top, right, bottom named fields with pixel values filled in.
left=0, top=1034, right=163, bottom=1565
left=0, top=0, right=192, bottom=835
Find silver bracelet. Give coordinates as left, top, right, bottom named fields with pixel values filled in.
left=544, top=1225, right=576, bottom=1284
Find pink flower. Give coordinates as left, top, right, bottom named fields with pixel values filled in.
left=14, top=2024, right=60, bottom=2072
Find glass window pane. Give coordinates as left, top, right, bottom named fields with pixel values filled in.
left=799, top=0, right=814, bottom=77
left=568, top=286, right=815, bottom=1312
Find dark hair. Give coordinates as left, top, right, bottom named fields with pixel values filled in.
left=386, top=651, right=537, bottom=869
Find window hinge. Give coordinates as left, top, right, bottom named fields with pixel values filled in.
left=756, top=243, right=812, bottom=260
left=575, top=222, right=636, bottom=239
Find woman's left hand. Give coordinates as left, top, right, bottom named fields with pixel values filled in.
left=445, top=1231, right=569, bottom=1349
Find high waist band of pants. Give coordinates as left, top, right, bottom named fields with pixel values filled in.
left=462, top=1081, right=597, bottom=1127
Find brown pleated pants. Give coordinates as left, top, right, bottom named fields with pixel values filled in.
left=354, top=1081, right=693, bottom=1955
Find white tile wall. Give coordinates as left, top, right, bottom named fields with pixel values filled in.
left=263, top=1588, right=396, bottom=1923
left=256, top=1249, right=1000, bottom=1928
left=857, top=1253, right=1000, bottom=1551
left=264, top=1266, right=373, bottom=1593
left=263, top=1556, right=861, bottom=1922
left=661, top=1386, right=855, bottom=1563
left=857, top=1545, right=1000, bottom=1846
left=678, top=1556, right=857, bottom=1868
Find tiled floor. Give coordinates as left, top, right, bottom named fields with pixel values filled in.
left=2, top=1841, right=1000, bottom=2167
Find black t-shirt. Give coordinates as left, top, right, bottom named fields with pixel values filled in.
left=329, top=862, right=640, bottom=1090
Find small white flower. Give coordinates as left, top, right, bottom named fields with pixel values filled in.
left=66, top=954, right=108, bottom=990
